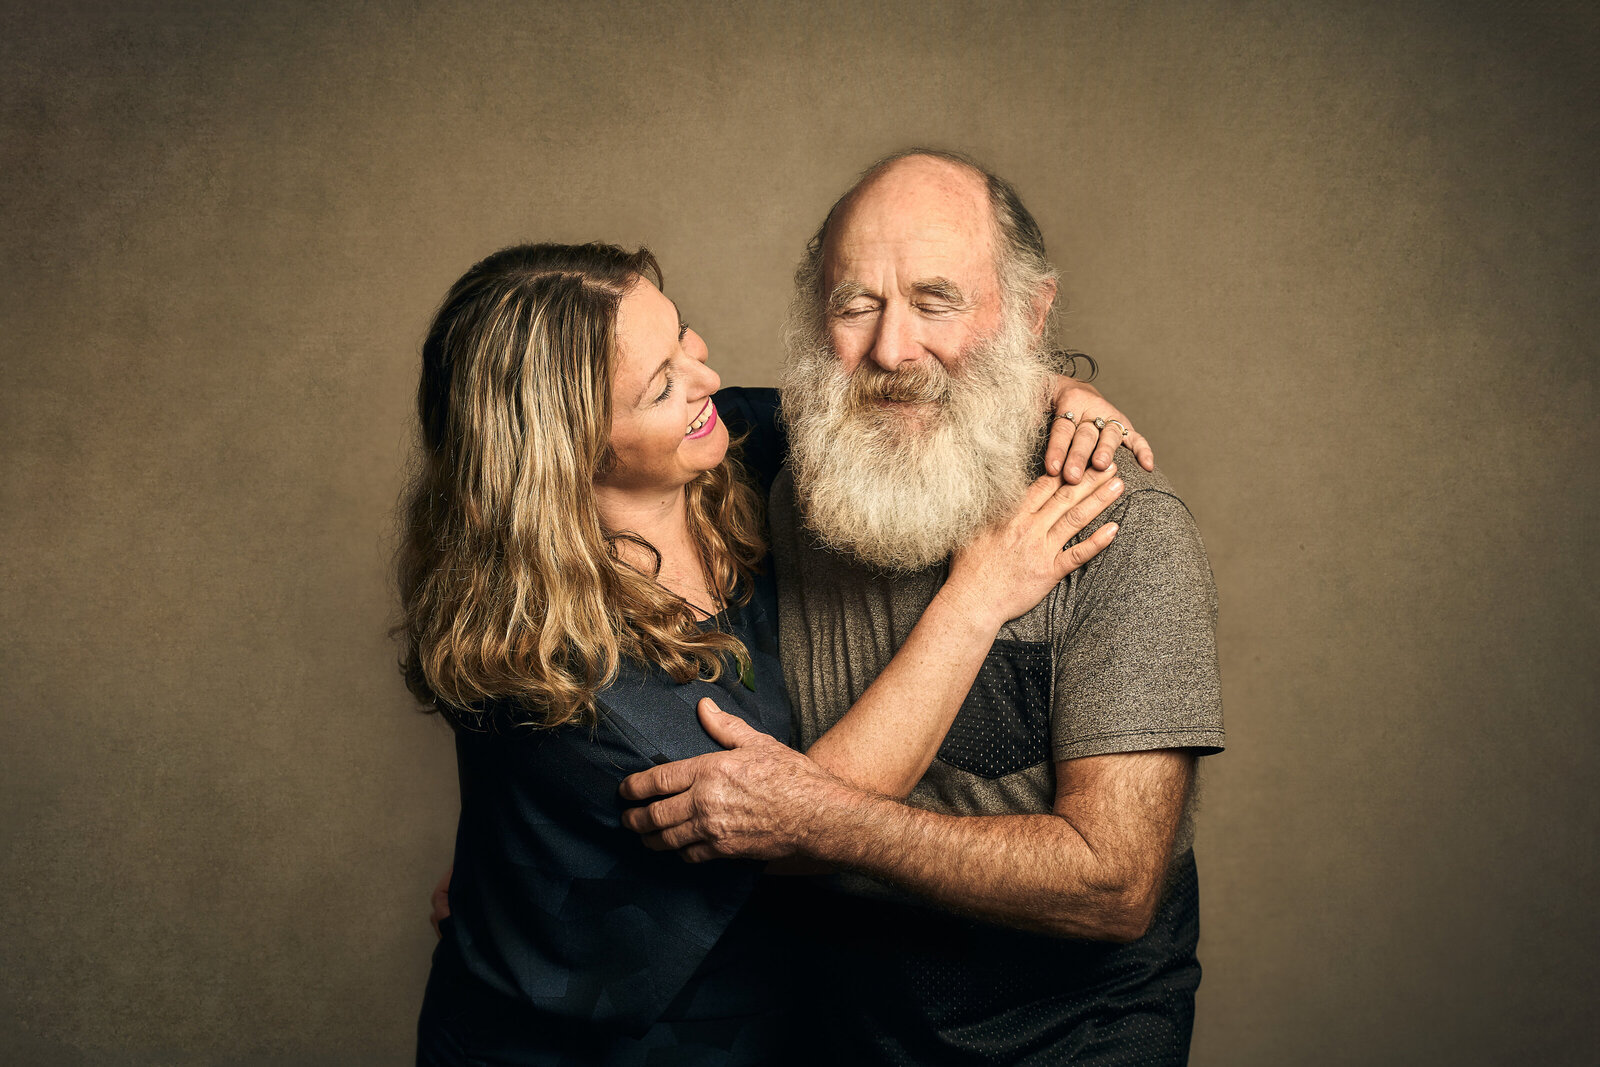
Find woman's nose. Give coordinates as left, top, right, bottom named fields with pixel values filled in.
left=686, top=331, right=720, bottom=394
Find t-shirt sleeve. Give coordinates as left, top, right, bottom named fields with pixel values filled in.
left=1050, top=488, right=1226, bottom=762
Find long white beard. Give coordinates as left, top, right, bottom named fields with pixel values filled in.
left=780, top=308, right=1050, bottom=572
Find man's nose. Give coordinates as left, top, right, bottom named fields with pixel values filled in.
left=868, top=304, right=920, bottom=372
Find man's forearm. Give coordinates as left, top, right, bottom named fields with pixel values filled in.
left=804, top=587, right=1000, bottom=797
left=798, top=782, right=1165, bottom=941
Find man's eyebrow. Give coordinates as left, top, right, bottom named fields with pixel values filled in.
left=910, top=278, right=969, bottom=305
left=826, top=281, right=875, bottom=313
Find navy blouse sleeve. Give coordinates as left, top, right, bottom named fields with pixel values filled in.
left=444, top=708, right=763, bottom=1037
left=438, top=581, right=794, bottom=1041
left=713, top=386, right=786, bottom=498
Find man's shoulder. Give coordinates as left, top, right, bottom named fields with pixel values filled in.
left=1027, top=448, right=1215, bottom=635
left=1109, top=447, right=1185, bottom=508
left=770, top=464, right=795, bottom=503
left=767, top=466, right=801, bottom=545
left=1070, top=447, right=1198, bottom=546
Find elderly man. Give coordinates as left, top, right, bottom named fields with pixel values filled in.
left=621, top=150, right=1224, bottom=1065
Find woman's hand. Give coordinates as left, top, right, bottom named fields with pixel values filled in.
left=942, top=464, right=1125, bottom=630
left=1044, top=376, right=1155, bottom=482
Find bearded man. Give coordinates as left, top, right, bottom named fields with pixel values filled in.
left=620, top=149, right=1225, bottom=1066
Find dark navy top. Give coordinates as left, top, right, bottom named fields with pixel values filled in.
left=417, top=389, right=795, bottom=1066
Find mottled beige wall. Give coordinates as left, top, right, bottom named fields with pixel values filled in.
left=3, top=1, right=1595, bottom=1063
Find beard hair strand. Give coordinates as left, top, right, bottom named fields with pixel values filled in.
left=780, top=304, right=1050, bottom=572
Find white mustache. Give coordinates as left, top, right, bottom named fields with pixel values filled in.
left=780, top=309, right=1049, bottom=572
left=847, top=360, right=950, bottom=407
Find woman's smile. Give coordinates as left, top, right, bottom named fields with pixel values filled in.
left=686, top=399, right=718, bottom=438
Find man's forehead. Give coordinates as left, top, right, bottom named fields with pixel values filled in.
left=826, top=224, right=987, bottom=283
left=822, top=159, right=996, bottom=288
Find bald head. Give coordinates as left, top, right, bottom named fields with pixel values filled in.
left=778, top=150, right=1062, bottom=570
left=822, top=154, right=1000, bottom=295
left=791, top=150, right=1059, bottom=373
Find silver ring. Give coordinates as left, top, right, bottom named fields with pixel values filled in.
left=1055, top=411, right=1077, bottom=422
left=1106, top=419, right=1129, bottom=438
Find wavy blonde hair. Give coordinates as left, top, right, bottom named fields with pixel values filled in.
left=394, top=243, right=765, bottom=730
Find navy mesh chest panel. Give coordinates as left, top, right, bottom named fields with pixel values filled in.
left=935, top=639, right=1053, bottom=778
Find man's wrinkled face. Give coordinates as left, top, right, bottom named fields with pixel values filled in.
left=820, top=159, right=1008, bottom=433
left=779, top=157, right=1053, bottom=572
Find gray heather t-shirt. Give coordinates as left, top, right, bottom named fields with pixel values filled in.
left=770, top=449, right=1225, bottom=882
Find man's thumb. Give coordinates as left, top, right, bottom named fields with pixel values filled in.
left=698, top=698, right=757, bottom=748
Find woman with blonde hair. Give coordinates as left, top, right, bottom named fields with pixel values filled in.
left=401, top=242, right=1136, bottom=1064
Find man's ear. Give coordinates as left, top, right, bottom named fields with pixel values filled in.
left=1030, top=280, right=1058, bottom=337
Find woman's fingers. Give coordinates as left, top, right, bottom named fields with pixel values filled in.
left=1032, top=462, right=1118, bottom=524
left=1069, top=413, right=1155, bottom=475
left=1022, top=472, right=1069, bottom=512
left=1062, top=418, right=1103, bottom=482
left=1090, top=421, right=1126, bottom=471
left=1043, top=374, right=1102, bottom=476
left=1057, top=522, right=1119, bottom=576
left=1044, top=413, right=1078, bottom=476
left=1126, top=428, right=1155, bottom=471
left=429, top=866, right=452, bottom=939
left=1047, top=470, right=1124, bottom=545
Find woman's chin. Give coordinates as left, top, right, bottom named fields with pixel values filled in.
left=682, top=420, right=730, bottom=471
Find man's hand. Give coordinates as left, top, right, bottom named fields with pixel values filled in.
left=430, top=865, right=451, bottom=939
left=1044, top=376, right=1155, bottom=482
left=619, top=699, right=848, bottom=863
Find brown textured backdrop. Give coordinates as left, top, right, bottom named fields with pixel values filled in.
left=2, top=1, right=1596, bottom=1064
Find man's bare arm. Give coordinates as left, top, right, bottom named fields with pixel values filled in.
left=802, top=751, right=1193, bottom=940
left=622, top=707, right=1193, bottom=941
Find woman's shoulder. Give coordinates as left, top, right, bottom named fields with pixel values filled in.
left=714, top=386, right=786, bottom=496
